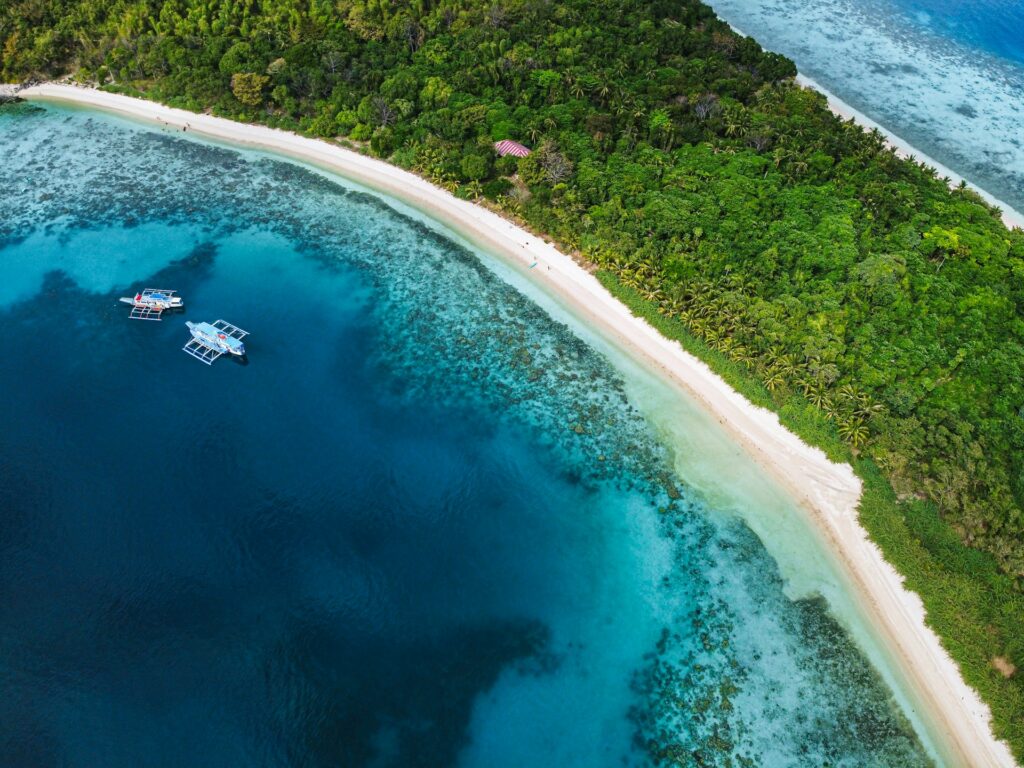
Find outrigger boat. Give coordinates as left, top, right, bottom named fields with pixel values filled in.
left=119, top=288, right=183, bottom=321
left=183, top=320, right=248, bottom=365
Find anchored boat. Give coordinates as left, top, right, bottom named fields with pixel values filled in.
left=183, top=320, right=248, bottom=365
left=119, top=288, right=183, bottom=321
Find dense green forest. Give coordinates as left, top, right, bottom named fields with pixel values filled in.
left=3, top=0, right=1024, bottom=757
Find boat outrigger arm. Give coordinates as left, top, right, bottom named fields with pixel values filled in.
left=119, top=289, right=184, bottom=321
left=183, top=320, right=249, bottom=365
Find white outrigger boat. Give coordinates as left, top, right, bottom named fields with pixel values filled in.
left=119, top=289, right=183, bottom=321
left=183, top=320, right=248, bottom=365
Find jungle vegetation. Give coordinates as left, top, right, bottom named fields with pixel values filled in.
left=3, top=0, right=1024, bottom=756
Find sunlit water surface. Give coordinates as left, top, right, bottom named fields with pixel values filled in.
left=0, top=103, right=933, bottom=767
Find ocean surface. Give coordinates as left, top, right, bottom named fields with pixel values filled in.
left=1, top=103, right=934, bottom=767
left=708, top=0, right=1024, bottom=216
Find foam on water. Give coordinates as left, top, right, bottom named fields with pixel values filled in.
left=1, top=102, right=936, bottom=766
left=707, top=0, right=1024, bottom=216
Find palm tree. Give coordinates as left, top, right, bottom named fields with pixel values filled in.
left=836, top=383, right=859, bottom=404
left=733, top=347, right=754, bottom=367
left=855, top=397, right=885, bottom=420
left=808, top=388, right=832, bottom=412
left=820, top=398, right=839, bottom=420
left=838, top=417, right=870, bottom=449
left=660, top=298, right=684, bottom=317
left=763, top=369, right=784, bottom=392
left=797, top=376, right=817, bottom=397
left=777, top=354, right=798, bottom=377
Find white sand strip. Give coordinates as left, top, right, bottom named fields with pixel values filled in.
left=16, top=82, right=1017, bottom=768
left=794, top=74, right=1024, bottom=231
left=721, top=17, right=1023, bottom=232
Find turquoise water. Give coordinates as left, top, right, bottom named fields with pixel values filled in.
left=708, top=0, right=1024, bottom=215
left=0, top=102, right=933, bottom=766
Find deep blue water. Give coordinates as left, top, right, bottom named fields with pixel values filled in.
left=708, top=0, right=1024, bottom=215
left=1, top=103, right=934, bottom=767
left=895, top=0, right=1024, bottom=65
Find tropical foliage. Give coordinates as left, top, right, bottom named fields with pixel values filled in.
left=3, top=0, right=1024, bottom=755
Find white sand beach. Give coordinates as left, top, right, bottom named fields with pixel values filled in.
left=16, top=83, right=1018, bottom=768
left=722, top=15, right=1023, bottom=232
left=794, top=74, right=1024, bottom=232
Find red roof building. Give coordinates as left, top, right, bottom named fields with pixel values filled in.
left=493, top=139, right=532, bottom=158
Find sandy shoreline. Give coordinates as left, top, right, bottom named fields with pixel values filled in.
left=14, top=83, right=1016, bottom=767
left=723, top=18, right=1023, bottom=232
left=794, top=74, right=1024, bottom=232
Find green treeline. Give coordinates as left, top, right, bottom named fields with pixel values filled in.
left=4, top=0, right=1024, bottom=755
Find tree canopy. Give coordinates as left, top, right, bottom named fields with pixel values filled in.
left=3, top=0, right=1024, bottom=756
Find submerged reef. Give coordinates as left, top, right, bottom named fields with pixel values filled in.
left=0, top=105, right=931, bottom=767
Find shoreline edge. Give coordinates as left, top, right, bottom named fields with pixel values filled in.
left=14, top=82, right=1018, bottom=768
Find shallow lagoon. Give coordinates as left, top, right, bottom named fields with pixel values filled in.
left=708, top=0, right=1024, bottom=217
left=0, top=103, right=933, bottom=767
